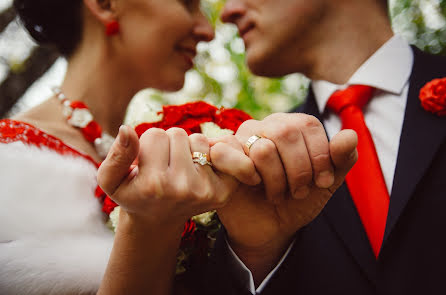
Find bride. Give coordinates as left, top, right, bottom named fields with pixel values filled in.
left=0, top=0, right=260, bottom=294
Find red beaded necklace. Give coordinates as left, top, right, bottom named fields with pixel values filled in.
left=52, top=87, right=115, bottom=159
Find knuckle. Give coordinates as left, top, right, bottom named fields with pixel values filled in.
left=237, top=119, right=258, bottom=133
left=265, top=112, right=286, bottom=121
left=251, top=139, right=276, bottom=162
left=166, top=127, right=188, bottom=137
left=171, top=173, right=191, bottom=199
left=302, top=115, right=322, bottom=129
left=141, top=127, right=166, bottom=140
left=220, top=134, right=237, bottom=145
left=141, top=175, right=162, bottom=197
left=140, top=184, right=155, bottom=199
left=195, top=183, right=214, bottom=201
left=189, top=133, right=208, bottom=145
left=215, top=190, right=231, bottom=208
left=293, top=170, right=313, bottom=185
left=274, top=125, right=301, bottom=143
left=210, top=142, right=227, bottom=162
left=312, top=152, right=331, bottom=165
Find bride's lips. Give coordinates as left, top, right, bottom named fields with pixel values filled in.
left=177, top=46, right=197, bottom=68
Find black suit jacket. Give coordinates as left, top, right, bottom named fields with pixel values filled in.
left=200, top=47, right=446, bottom=295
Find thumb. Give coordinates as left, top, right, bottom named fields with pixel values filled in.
left=329, top=129, right=358, bottom=189
left=97, top=125, right=139, bottom=196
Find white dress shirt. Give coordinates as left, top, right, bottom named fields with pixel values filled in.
left=228, top=35, right=414, bottom=294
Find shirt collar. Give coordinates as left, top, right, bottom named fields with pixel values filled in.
left=312, top=35, right=414, bottom=114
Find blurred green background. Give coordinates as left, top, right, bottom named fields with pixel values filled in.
left=127, top=0, right=446, bottom=124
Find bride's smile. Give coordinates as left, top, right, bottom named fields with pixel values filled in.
left=107, top=0, right=214, bottom=92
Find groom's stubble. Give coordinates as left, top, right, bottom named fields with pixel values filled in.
left=221, top=0, right=393, bottom=84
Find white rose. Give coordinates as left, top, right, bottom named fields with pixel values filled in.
left=108, top=206, right=121, bottom=233
left=200, top=122, right=234, bottom=138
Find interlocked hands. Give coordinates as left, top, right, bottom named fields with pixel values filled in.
left=97, top=113, right=357, bottom=286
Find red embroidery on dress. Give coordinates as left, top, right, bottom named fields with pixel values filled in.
left=0, top=119, right=113, bottom=212
left=0, top=119, right=99, bottom=167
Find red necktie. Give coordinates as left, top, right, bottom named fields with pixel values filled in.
left=327, top=85, right=389, bottom=258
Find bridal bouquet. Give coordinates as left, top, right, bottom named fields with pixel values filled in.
left=97, top=101, right=252, bottom=274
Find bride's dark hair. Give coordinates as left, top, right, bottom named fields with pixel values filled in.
left=13, top=0, right=83, bottom=56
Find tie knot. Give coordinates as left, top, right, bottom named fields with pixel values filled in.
left=326, top=85, right=375, bottom=115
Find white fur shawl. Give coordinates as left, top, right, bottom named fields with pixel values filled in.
left=0, top=142, right=114, bottom=295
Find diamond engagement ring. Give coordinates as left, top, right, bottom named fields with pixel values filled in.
left=245, top=135, right=262, bottom=153
left=192, top=152, right=213, bottom=167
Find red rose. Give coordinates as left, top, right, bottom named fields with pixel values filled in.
left=216, top=108, right=252, bottom=132
left=419, top=78, right=446, bottom=116
left=135, top=101, right=252, bottom=137
left=102, top=196, right=118, bottom=215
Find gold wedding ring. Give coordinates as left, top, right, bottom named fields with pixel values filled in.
left=245, top=135, right=262, bottom=153
left=192, top=152, right=213, bottom=167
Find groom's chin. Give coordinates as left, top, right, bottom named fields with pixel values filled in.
left=247, top=55, right=293, bottom=78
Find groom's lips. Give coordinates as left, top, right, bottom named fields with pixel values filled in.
left=239, top=23, right=255, bottom=44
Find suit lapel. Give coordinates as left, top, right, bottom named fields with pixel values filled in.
left=299, top=89, right=378, bottom=284
left=382, top=48, right=446, bottom=245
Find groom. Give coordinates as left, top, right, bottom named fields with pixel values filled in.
left=209, top=0, right=446, bottom=294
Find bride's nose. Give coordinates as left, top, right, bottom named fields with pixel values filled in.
left=193, top=13, right=215, bottom=42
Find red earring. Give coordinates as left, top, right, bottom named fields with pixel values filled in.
left=105, top=21, right=120, bottom=36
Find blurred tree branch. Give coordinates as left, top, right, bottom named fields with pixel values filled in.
left=0, top=46, right=59, bottom=118
left=0, top=6, right=16, bottom=33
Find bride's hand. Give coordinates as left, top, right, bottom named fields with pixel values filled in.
left=97, top=125, right=259, bottom=225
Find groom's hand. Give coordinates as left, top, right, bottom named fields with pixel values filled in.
left=216, top=113, right=358, bottom=284
left=236, top=113, right=336, bottom=203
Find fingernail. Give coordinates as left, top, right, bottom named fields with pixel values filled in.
left=118, top=125, right=129, bottom=147
left=350, top=149, right=358, bottom=160
left=293, top=186, right=309, bottom=200
left=316, top=171, right=334, bottom=188
left=128, top=166, right=139, bottom=180
left=251, top=172, right=262, bottom=185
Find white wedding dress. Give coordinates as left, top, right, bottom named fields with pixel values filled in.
left=0, top=120, right=114, bottom=295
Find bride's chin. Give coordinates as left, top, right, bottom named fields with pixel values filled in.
left=157, top=77, right=186, bottom=92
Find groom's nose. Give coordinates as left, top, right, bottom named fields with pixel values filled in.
left=221, top=0, right=246, bottom=24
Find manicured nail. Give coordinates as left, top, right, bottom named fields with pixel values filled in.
left=118, top=125, right=129, bottom=147
left=316, top=171, right=334, bottom=188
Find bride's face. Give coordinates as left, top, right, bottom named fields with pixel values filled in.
left=116, top=0, right=214, bottom=91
